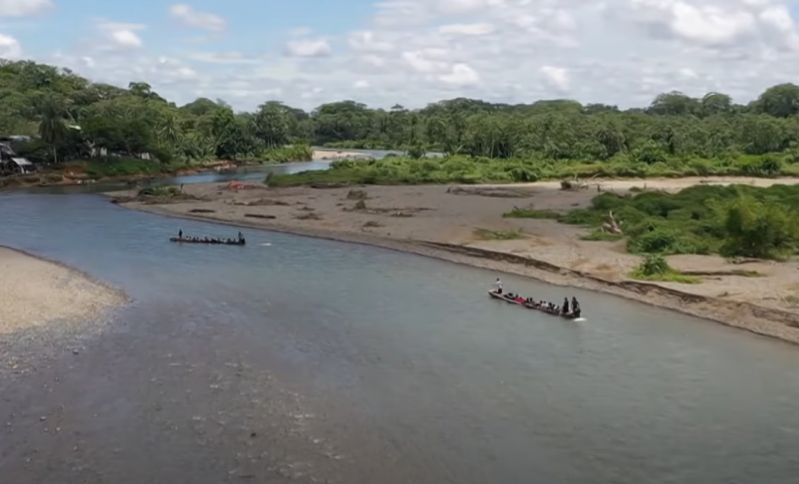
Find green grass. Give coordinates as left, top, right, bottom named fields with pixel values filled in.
left=630, top=268, right=700, bottom=284
left=256, top=145, right=313, bottom=163
left=551, top=183, right=799, bottom=260
left=502, top=207, right=561, bottom=219
left=473, top=228, right=525, bottom=240
left=59, top=157, right=205, bottom=178
left=323, top=140, right=404, bottom=150
left=55, top=144, right=311, bottom=180
left=580, top=229, right=624, bottom=241
left=265, top=152, right=799, bottom=187
left=63, top=158, right=172, bottom=178
left=137, top=185, right=181, bottom=197
left=629, top=254, right=700, bottom=284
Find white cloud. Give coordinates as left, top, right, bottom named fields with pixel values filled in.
left=541, top=65, right=569, bottom=90
left=155, top=56, right=198, bottom=82
left=348, top=31, right=394, bottom=52
left=436, top=0, right=492, bottom=15
left=169, top=4, right=225, bottom=31
left=283, top=39, right=331, bottom=57
left=439, top=63, right=480, bottom=85
left=438, top=23, right=494, bottom=35
left=402, top=50, right=450, bottom=73
left=0, top=0, right=52, bottom=18
left=0, top=32, right=21, bottom=58
left=95, top=22, right=145, bottom=49
left=27, top=0, right=799, bottom=111
left=190, top=51, right=258, bottom=64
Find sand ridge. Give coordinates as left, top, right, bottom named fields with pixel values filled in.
left=112, top=176, right=799, bottom=344
left=311, top=149, right=367, bottom=160
left=0, top=246, right=126, bottom=335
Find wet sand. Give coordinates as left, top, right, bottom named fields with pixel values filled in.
left=0, top=246, right=126, bottom=334
left=112, top=176, right=799, bottom=344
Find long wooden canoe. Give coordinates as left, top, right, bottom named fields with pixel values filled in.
left=488, top=290, right=583, bottom=320
left=170, top=237, right=245, bottom=245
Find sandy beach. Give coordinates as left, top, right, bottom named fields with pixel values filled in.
left=0, top=246, right=126, bottom=335
left=111, top=176, right=799, bottom=344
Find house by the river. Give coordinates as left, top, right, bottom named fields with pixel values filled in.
left=0, top=136, right=35, bottom=175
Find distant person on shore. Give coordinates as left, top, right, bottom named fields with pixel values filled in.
left=493, top=278, right=503, bottom=294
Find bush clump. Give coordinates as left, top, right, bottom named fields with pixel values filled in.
left=137, top=185, right=181, bottom=197
left=552, top=184, right=799, bottom=260
left=630, top=254, right=699, bottom=283
left=265, top=152, right=799, bottom=188
left=257, top=145, right=313, bottom=163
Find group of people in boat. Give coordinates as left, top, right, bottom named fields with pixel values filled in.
left=492, top=278, right=582, bottom=317
left=176, top=229, right=244, bottom=244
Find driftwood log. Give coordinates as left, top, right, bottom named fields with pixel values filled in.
left=601, top=210, right=622, bottom=234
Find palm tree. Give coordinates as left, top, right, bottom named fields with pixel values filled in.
left=158, top=111, right=183, bottom=146
left=36, top=93, right=71, bottom=164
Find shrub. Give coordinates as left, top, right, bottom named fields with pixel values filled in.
left=630, top=254, right=700, bottom=284
left=558, top=183, right=799, bottom=260
left=258, top=145, right=313, bottom=163
left=267, top=152, right=799, bottom=187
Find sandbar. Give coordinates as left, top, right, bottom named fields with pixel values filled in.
left=111, top=177, right=799, bottom=345
left=0, top=246, right=126, bottom=335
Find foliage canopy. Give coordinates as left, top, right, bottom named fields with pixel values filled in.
left=7, top=59, right=799, bottom=173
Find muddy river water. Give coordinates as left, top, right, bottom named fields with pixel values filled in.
left=1, top=184, right=799, bottom=483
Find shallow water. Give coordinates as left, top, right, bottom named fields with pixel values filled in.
left=2, top=191, right=799, bottom=483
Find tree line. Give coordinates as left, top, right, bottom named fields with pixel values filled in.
left=4, top=59, right=799, bottom=166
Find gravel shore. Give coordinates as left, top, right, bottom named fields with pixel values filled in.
left=0, top=246, right=126, bottom=335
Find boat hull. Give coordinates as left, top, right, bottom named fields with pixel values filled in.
left=488, top=290, right=583, bottom=320
left=170, top=237, right=245, bottom=245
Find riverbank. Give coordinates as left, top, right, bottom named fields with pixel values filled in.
left=110, top=177, right=799, bottom=344
left=311, top=149, right=366, bottom=160
left=0, top=246, right=126, bottom=335
left=0, top=150, right=365, bottom=191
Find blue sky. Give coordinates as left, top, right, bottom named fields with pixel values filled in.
left=2, top=0, right=799, bottom=111
left=7, top=1, right=372, bottom=56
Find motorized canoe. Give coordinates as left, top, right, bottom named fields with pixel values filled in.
left=170, top=237, right=245, bottom=245
left=488, top=290, right=583, bottom=320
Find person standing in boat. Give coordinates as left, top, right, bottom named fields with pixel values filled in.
left=562, top=297, right=570, bottom=314
left=493, top=278, right=503, bottom=294
left=238, top=231, right=243, bottom=242
left=178, top=229, right=183, bottom=239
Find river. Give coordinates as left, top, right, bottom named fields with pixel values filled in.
left=19, top=148, right=416, bottom=196
left=2, top=170, right=799, bottom=483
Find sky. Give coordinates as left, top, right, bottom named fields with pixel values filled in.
left=2, top=0, right=799, bottom=111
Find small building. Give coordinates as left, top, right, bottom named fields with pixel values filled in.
left=0, top=140, right=35, bottom=175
